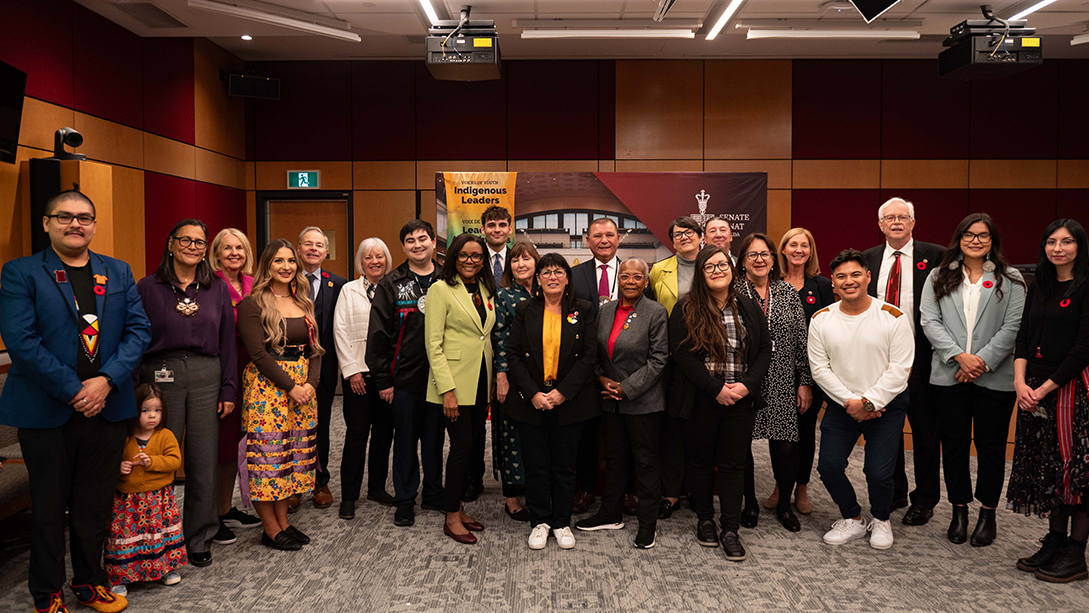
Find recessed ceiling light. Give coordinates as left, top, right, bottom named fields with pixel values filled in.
left=241, top=34, right=253, bottom=40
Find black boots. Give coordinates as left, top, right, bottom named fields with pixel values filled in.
left=970, top=508, right=996, bottom=547
left=1034, top=539, right=1088, bottom=583
left=1017, top=531, right=1067, bottom=572
left=947, top=505, right=969, bottom=544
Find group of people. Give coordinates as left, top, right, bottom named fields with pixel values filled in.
left=1, top=190, right=1087, bottom=613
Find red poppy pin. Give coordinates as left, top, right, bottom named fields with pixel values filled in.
left=806, top=296, right=816, bottom=304
left=1061, top=298, right=1071, bottom=308
left=983, top=280, right=993, bottom=289
left=93, top=285, right=105, bottom=296
left=917, top=261, right=927, bottom=271
left=322, top=272, right=330, bottom=279
left=54, top=270, right=68, bottom=283
left=488, top=301, right=493, bottom=310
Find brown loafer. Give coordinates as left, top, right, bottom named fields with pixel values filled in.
left=287, top=494, right=301, bottom=513
left=573, top=491, right=594, bottom=514
left=313, top=485, right=333, bottom=509
left=444, top=523, right=478, bottom=544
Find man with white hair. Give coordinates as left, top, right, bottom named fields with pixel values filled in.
left=863, top=198, right=946, bottom=527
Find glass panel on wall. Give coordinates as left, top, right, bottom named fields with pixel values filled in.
left=515, top=218, right=528, bottom=230
left=533, top=215, right=545, bottom=228
left=564, top=213, right=575, bottom=234
left=546, top=214, right=559, bottom=229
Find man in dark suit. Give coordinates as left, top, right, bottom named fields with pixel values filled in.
left=569, top=218, right=623, bottom=513
left=298, top=226, right=347, bottom=511
left=863, top=197, right=946, bottom=527
left=0, top=190, right=151, bottom=613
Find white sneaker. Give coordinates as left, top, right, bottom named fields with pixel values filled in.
left=528, top=523, right=550, bottom=550
left=163, top=571, right=182, bottom=586
left=823, top=518, right=869, bottom=545
left=110, top=584, right=128, bottom=597
left=868, top=518, right=894, bottom=550
left=553, top=526, right=576, bottom=550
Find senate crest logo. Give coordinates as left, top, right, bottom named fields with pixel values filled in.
left=692, top=190, right=715, bottom=226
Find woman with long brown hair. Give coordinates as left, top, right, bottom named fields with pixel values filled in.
left=668, top=246, right=771, bottom=561
left=236, top=239, right=324, bottom=551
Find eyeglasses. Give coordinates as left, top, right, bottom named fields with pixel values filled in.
left=961, top=232, right=992, bottom=244
left=745, top=251, right=772, bottom=261
left=455, top=252, right=484, bottom=263
left=172, top=236, right=207, bottom=249
left=672, top=229, right=697, bottom=241
left=702, top=261, right=732, bottom=274
left=48, top=213, right=95, bottom=226
left=1046, top=238, right=1077, bottom=248
left=881, top=214, right=913, bottom=223
left=539, top=269, right=567, bottom=278
left=619, top=273, right=646, bottom=282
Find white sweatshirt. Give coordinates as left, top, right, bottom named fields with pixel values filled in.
left=807, top=298, right=915, bottom=411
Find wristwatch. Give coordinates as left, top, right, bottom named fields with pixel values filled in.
left=861, top=397, right=876, bottom=412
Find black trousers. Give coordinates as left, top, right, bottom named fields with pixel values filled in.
left=470, top=404, right=488, bottom=488
left=686, top=394, right=757, bottom=531
left=18, top=414, right=127, bottom=601
left=599, top=411, right=663, bottom=530
left=439, top=369, right=489, bottom=513
left=340, top=374, right=394, bottom=501
left=391, top=389, right=445, bottom=507
left=660, top=413, right=688, bottom=499
left=893, top=370, right=941, bottom=508
left=797, top=387, right=824, bottom=486
left=515, top=411, right=586, bottom=529
left=575, top=414, right=600, bottom=493
left=936, top=383, right=1016, bottom=507
left=315, top=381, right=336, bottom=489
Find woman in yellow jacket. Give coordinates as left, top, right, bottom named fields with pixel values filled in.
left=425, top=233, right=496, bottom=544
left=648, top=217, right=704, bottom=315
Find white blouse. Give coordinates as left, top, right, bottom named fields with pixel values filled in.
left=962, top=271, right=984, bottom=354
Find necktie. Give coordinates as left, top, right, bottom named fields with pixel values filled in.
left=306, top=272, right=318, bottom=301
left=598, top=263, right=610, bottom=300
left=885, top=251, right=902, bottom=307
left=493, top=254, right=503, bottom=288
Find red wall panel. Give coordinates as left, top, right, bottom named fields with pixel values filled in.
left=0, top=0, right=74, bottom=107
left=415, top=63, right=506, bottom=161
left=351, top=61, right=415, bottom=161
left=792, top=60, right=882, bottom=160
left=1058, top=190, right=1088, bottom=222
left=506, top=61, right=599, bottom=160
left=144, top=172, right=197, bottom=278
left=880, top=189, right=969, bottom=248
left=881, top=61, right=970, bottom=159
left=792, top=190, right=884, bottom=268
left=969, top=189, right=1056, bottom=265
left=142, top=37, right=195, bottom=144
left=250, top=61, right=353, bottom=161
left=1058, top=60, right=1089, bottom=160
left=599, top=60, right=615, bottom=161
left=196, top=182, right=247, bottom=242
left=72, top=4, right=143, bottom=129
left=969, top=62, right=1058, bottom=160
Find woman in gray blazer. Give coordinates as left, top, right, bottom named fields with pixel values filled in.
left=920, top=213, right=1026, bottom=547
left=574, top=258, right=669, bottom=549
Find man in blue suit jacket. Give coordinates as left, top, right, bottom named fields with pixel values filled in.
left=0, top=190, right=150, bottom=613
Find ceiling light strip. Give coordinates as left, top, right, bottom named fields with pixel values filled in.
left=746, top=29, right=920, bottom=40
left=1011, top=0, right=1061, bottom=22
left=187, top=0, right=362, bottom=42
left=521, top=29, right=696, bottom=39
left=706, top=0, right=747, bottom=40
left=418, top=0, right=439, bottom=26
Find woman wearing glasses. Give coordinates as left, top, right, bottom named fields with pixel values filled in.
left=136, top=219, right=237, bottom=567
left=919, top=213, right=1025, bottom=547
left=670, top=246, right=771, bottom=560
left=735, top=234, right=813, bottom=533
left=506, top=254, right=599, bottom=550
left=424, top=233, right=496, bottom=544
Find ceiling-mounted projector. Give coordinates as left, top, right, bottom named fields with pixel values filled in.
left=425, top=5, right=501, bottom=81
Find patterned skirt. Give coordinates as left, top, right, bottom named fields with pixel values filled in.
left=1007, top=373, right=1089, bottom=517
left=242, top=358, right=317, bottom=502
left=491, top=405, right=525, bottom=486
left=104, top=486, right=187, bottom=585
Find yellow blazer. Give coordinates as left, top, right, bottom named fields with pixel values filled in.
left=649, top=256, right=680, bottom=315
left=424, top=277, right=496, bottom=405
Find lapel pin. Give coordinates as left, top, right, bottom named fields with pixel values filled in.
left=93, top=286, right=105, bottom=296
left=983, top=280, right=993, bottom=289
left=327, top=281, right=333, bottom=287
left=54, top=270, right=68, bottom=283
left=93, top=274, right=107, bottom=285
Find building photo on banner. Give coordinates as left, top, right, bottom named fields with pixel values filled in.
left=437, top=171, right=768, bottom=264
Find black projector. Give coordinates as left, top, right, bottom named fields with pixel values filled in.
left=939, top=33, right=1042, bottom=80
left=425, top=34, right=500, bottom=81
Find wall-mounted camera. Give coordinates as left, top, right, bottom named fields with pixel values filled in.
left=50, top=127, right=86, bottom=161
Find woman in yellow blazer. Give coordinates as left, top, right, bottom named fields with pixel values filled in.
left=648, top=217, right=703, bottom=315
left=425, top=233, right=496, bottom=544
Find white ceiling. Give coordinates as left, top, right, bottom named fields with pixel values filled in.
left=78, top=0, right=1089, bottom=60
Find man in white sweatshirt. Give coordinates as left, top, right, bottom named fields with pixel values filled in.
left=809, top=249, right=915, bottom=550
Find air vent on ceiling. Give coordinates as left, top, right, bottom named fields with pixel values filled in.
left=113, top=2, right=188, bottom=29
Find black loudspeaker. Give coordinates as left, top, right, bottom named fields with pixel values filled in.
left=227, top=73, right=280, bottom=100
left=29, top=158, right=63, bottom=254
left=849, top=0, right=902, bottom=23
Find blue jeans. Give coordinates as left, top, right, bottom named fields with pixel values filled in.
left=817, top=391, right=908, bottom=521
left=391, top=389, right=445, bottom=507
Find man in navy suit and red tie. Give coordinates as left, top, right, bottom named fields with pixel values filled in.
left=863, top=197, right=946, bottom=527
left=0, top=190, right=151, bottom=613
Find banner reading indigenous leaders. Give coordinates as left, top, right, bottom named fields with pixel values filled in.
left=437, top=171, right=766, bottom=265
left=438, top=172, right=517, bottom=246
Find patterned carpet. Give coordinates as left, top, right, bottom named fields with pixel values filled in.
left=2, top=393, right=1088, bottom=612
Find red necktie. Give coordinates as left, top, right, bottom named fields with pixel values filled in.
left=598, top=264, right=610, bottom=300
left=886, top=251, right=902, bottom=307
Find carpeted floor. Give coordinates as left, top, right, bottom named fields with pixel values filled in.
left=1, top=393, right=1088, bottom=612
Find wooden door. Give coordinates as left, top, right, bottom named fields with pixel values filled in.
left=267, top=199, right=350, bottom=280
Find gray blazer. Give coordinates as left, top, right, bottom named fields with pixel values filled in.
left=596, top=295, right=669, bottom=415
left=919, top=267, right=1026, bottom=392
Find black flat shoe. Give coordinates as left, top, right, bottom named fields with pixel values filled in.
left=947, top=505, right=968, bottom=544
left=262, top=532, right=301, bottom=551
left=658, top=499, right=676, bottom=520
left=776, top=509, right=801, bottom=533
left=367, top=490, right=395, bottom=506
left=901, top=505, right=933, bottom=526
left=720, top=531, right=746, bottom=561
left=339, top=500, right=356, bottom=520
left=284, top=526, right=310, bottom=545
left=394, top=504, right=415, bottom=527
left=740, top=506, right=759, bottom=529
left=188, top=550, right=212, bottom=567
left=696, top=520, right=719, bottom=547
left=970, top=508, right=996, bottom=547
left=505, top=504, right=531, bottom=522
left=1018, top=532, right=1067, bottom=572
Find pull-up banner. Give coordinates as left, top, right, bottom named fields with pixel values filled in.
left=440, top=172, right=518, bottom=244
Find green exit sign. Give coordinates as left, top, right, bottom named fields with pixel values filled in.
left=287, top=170, right=320, bottom=189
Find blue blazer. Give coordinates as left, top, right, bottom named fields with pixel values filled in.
left=0, top=247, right=151, bottom=429
left=919, top=267, right=1026, bottom=392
